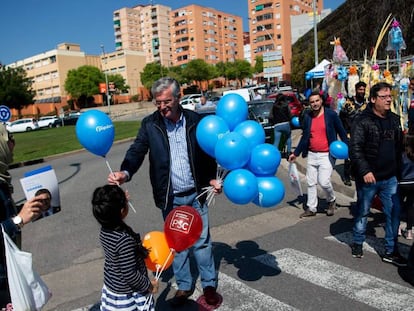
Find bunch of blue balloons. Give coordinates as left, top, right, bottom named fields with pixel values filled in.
left=196, top=93, right=285, bottom=208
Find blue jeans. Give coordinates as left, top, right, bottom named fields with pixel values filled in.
left=353, top=176, right=400, bottom=254
left=273, top=122, right=291, bottom=154
left=162, top=192, right=216, bottom=290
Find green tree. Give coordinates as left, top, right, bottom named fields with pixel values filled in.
left=166, top=66, right=187, bottom=85
left=0, top=65, right=34, bottom=114
left=254, top=55, right=263, bottom=74
left=225, top=60, right=252, bottom=87
left=65, top=65, right=104, bottom=108
left=182, top=59, right=215, bottom=86
left=140, top=62, right=167, bottom=91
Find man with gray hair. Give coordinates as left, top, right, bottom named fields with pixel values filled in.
left=109, top=77, right=222, bottom=307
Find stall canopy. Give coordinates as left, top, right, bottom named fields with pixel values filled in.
left=305, top=59, right=331, bottom=80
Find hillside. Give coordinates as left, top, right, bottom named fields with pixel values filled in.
left=291, top=0, right=414, bottom=87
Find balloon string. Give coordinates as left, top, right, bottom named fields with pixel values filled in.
left=104, top=158, right=137, bottom=213
left=155, top=249, right=175, bottom=280
left=195, top=165, right=228, bottom=207
left=143, top=294, right=153, bottom=311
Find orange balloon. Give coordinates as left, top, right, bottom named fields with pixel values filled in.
left=142, top=231, right=174, bottom=272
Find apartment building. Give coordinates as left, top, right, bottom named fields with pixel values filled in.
left=170, top=4, right=244, bottom=67
left=248, top=0, right=323, bottom=81
left=101, top=49, right=147, bottom=96
left=8, top=43, right=98, bottom=112
left=113, top=4, right=172, bottom=67
left=7, top=43, right=147, bottom=117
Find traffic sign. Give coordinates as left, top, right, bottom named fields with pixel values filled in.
left=0, top=106, right=11, bottom=122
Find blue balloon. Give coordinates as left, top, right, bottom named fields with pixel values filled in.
left=223, top=169, right=258, bottom=205
left=329, top=140, right=348, bottom=159
left=75, top=110, right=115, bottom=157
left=215, top=132, right=251, bottom=170
left=248, top=143, right=281, bottom=176
left=253, top=176, right=285, bottom=208
left=196, top=115, right=229, bottom=157
left=234, top=120, right=266, bottom=150
left=216, top=94, right=248, bottom=130
left=291, top=116, right=300, bottom=128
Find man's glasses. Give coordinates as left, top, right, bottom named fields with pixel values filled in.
left=153, top=99, right=175, bottom=106
left=376, top=94, right=392, bottom=100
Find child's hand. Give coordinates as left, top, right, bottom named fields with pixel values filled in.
left=150, top=279, right=159, bottom=294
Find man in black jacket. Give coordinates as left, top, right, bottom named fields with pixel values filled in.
left=350, top=82, right=405, bottom=266
left=108, top=77, right=221, bottom=307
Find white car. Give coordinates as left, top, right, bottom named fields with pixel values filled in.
left=179, top=97, right=200, bottom=111
left=6, top=118, right=39, bottom=133
left=37, top=116, right=59, bottom=128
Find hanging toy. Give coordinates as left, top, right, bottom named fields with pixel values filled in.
left=347, top=65, right=360, bottom=97
left=330, top=37, right=349, bottom=64
left=383, top=69, right=394, bottom=85
left=336, top=92, right=346, bottom=114
left=386, top=19, right=406, bottom=63
left=370, top=63, right=380, bottom=86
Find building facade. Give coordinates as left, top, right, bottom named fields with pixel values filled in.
left=113, top=4, right=172, bottom=67
left=248, top=0, right=323, bottom=81
left=170, top=4, right=244, bottom=67
left=7, top=43, right=147, bottom=118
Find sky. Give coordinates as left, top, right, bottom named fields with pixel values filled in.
left=0, top=0, right=345, bottom=65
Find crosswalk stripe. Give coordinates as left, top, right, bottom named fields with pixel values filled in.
left=177, top=272, right=299, bottom=311
left=254, top=248, right=414, bottom=311
left=325, top=231, right=411, bottom=257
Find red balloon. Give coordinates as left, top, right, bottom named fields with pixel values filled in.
left=164, top=205, right=203, bottom=252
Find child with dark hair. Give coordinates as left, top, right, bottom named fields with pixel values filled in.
left=92, top=185, right=158, bottom=310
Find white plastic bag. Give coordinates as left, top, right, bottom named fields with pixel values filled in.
left=2, top=225, right=50, bottom=310
left=288, top=162, right=303, bottom=196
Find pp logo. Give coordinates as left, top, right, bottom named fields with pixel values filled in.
left=0, top=106, right=11, bottom=122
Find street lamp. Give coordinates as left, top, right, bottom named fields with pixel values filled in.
left=313, top=0, right=319, bottom=67
left=100, top=44, right=111, bottom=114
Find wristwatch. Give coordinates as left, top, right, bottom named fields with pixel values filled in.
left=12, top=216, right=24, bottom=229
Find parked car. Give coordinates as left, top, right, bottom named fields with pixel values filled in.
left=50, top=111, right=81, bottom=127
left=61, top=111, right=81, bottom=126
left=6, top=118, right=39, bottom=133
left=37, top=116, right=60, bottom=128
left=266, top=91, right=304, bottom=117
left=181, top=93, right=202, bottom=102
left=179, top=97, right=200, bottom=111
left=247, top=99, right=275, bottom=143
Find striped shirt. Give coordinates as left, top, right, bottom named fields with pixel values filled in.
left=164, top=114, right=195, bottom=193
left=100, top=228, right=151, bottom=294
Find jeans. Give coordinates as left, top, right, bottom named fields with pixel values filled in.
left=273, top=122, right=291, bottom=154
left=306, top=151, right=336, bottom=211
left=353, top=176, right=400, bottom=254
left=162, top=192, right=216, bottom=290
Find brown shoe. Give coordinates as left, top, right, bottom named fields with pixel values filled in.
left=326, top=200, right=336, bottom=216
left=300, top=209, right=316, bottom=218
left=170, top=289, right=193, bottom=307
left=203, top=286, right=220, bottom=306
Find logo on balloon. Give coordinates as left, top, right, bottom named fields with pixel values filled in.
left=164, top=206, right=203, bottom=252
left=167, top=209, right=195, bottom=235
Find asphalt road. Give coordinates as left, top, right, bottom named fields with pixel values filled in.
left=8, top=108, right=414, bottom=310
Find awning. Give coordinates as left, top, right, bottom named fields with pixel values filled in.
left=305, top=59, right=331, bottom=80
